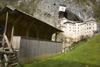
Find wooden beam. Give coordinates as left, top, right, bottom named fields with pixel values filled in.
left=45, top=28, right=51, bottom=40
left=26, top=21, right=35, bottom=37
left=10, top=16, right=22, bottom=46
left=39, top=24, right=45, bottom=31
left=36, top=24, right=45, bottom=38
left=14, top=16, right=23, bottom=27
left=26, top=30, right=28, bottom=37
left=4, top=12, right=8, bottom=37
left=30, top=29, right=37, bottom=38
left=33, top=24, right=39, bottom=38
left=0, top=55, right=3, bottom=66
left=0, top=8, right=8, bottom=18
left=4, top=35, right=13, bottom=52
left=2, top=12, right=8, bottom=50
left=14, top=16, right=22, bottom=24
left=55, top=31, right=60, bottom=42
left=55, top=32, right=57, bottom=41
left=29, top=21, right=35, bottom=28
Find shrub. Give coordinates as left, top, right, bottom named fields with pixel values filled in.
left=71, top=38, right=87, bottom=48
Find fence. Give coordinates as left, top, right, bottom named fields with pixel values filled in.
left=15, top=37, right=62, bottom=63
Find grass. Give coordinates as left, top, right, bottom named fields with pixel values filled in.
left=15, top=34, right=100, bottom=67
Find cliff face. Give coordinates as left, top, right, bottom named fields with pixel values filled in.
left=0, top=0, right=93, bottom=26
left=33, top=0, right=93, bottom=26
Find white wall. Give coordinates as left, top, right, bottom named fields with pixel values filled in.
left=60, top=19, right=97, bottom=42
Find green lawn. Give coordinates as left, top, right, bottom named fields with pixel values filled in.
left=15, top=34, right=100, bottom=67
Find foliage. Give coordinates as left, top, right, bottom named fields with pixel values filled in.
left=15, top=34, right=100, bottom=67
left=0, top=0, right=100, bottom=23
left=84, top=35, right=91, bottom=40
left=0, top=0, right=43, bottom=15
left=71, top=36, right=87, bottom=48
left=94, top=30, right=98, bottom=34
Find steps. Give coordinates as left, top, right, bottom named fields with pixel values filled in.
left=9, top=62, right=19, bottom=67
left=8, top=53, right=19, bottom=67
left=0, top=51, right=19, bottom=67
left=0, top=14, right=19, bottom=67
left=0, top=35, right=19, bottom=67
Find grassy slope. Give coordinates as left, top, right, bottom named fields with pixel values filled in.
left=15, top=34, right=100, bottom=67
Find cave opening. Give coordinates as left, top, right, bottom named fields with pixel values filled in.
left=58, top=10, right=83, bottom=22
left=54, top=3, right=56, bottom=6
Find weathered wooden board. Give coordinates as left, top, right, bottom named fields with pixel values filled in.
left=12, top=36, right=21, bottom=50
left=12, top=36, right=62, bottom=63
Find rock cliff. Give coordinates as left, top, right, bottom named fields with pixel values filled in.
left=0, top=0, right=95, bottom=27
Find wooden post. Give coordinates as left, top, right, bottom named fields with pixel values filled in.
left=0, top=55, right=4, bottom=67
left=26, top=28, right=29, bottom=37
left=55, top=32, right=57, bottom=41
left=26, top=22, right=34, bottom=37
left=4, top=35, right=13, bottom=52
left=10, top=20, right=15, bottom=48
left=33, top=24, right=39, bottom=39
left=55, top=31, right=60, bottom=41
left=2, top=12, right=8, bottom=66
left=33, top=23, right=44, bottom=39
left=45, top=28, right=51, bottom=40
left=10, top=16, right=22, bottom=47
left=2, top=12, right=8, bottom=50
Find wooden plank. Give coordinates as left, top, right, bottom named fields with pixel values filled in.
left=0, top=35, right=3, bottom=37
left=4, top=35, right=13, bottom=52
left=4, top=12, right=8, bottom=36
left=12, top=36, right=21, bottom=50
left=10, top=16, right=22, bottom=46
left=4, top=53, right=8, bottom=66
left=0, top=54, right=4, bottom=67
left=0, top=61, right=16, bottom=63
left=0, top=51, right=15, bottom=54
left=9, top=62, right=19, bottom=67
left=0, top=41, right=6, bottom=43
left=55, top=32, right=57, bottom=41
left=26, top=21, right=35, bottom=37
left=45, top=28, right=51, bottom=40
left=7, top=54, right=11, bottom=66
left=10, top=22, right=15, bottom=45
left=2, top=12, right=8, bottom=50
left=26, top=29, right=29, bottom=37
left=33, top=24, right=39, bottom=38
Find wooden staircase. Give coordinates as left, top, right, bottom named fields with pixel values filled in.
left=0, top=35, right=19, bottom=67
left=0, top=12, right=19, bottom=67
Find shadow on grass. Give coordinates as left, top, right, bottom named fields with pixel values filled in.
left=15, top=60, right=100, bottom=67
